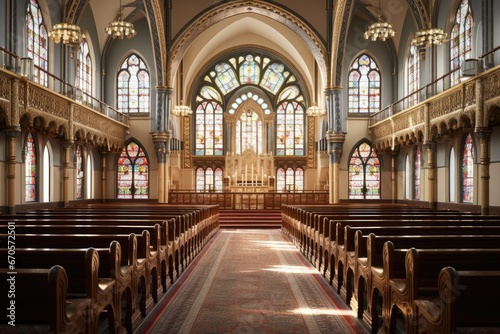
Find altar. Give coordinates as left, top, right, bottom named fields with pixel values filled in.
left=225, top=148, right=275, bottom=193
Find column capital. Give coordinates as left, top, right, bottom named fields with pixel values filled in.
left=3, top=126, right=21, bottom=138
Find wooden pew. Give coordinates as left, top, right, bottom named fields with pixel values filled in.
left=388, top=248, right=500, bottom=334
left=0, top=266, right=90, bottom=333
left=0, top=247, right=118, bottom=334
left=414, top=267, right=500, bottom=333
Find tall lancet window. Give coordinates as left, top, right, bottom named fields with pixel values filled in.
left=236, top=110, right=263, bottom=154
left=76, top=40, right=92, bottom=104
left=414, top=146, right=421, bottom=199
left=348, top=54, right=380, bottom=114
left=25, top=133, right=37, bottom=202
left=117, top=54, right=150, bottom=114
left=462, top=133, right=474, bottom=203
left=26, top=0, right=48, bottom=86
left=75, top=145, right=84, bottom=199
left=450, top=0, right=473, bottom=85
left=348, top=141, right=380, bottom=199
left=408, top=45, right=420, bottom=106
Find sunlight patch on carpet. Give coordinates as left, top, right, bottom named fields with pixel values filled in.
left=264, top=264, right=319, bottom=274
left=293, top=307, right=358, bottom=316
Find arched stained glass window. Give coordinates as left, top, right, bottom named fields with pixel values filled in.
left=214, top=62, right=239, bottom=94
left=414, top=146, right=421, bottom=199
left=348, top=141, right=380, bottom=199
left=117, top=54, right=150, bottom=113
left=462, top=134, right=474, bottom=203
left=276, top=167, right=304, bottom=192
left=236, top=111, right=263, bottom=154
left=451, top=0, right=473, bottom=85
left=26, top=0, right=48, bottom=86
left=25, top=133, right=37, bottom=202
left=76, top=40, right=92, bottom=104
left=117, top=140, right=149, bottom=199
left=195, top=51, right=306, bottom=157
left=276, top=101, right=304, bottom=155
left=76, top=145, right=84, bottom=199
left=408, top=45, right=420, bottom=106
left=195, top=167, right=223, bottom=192
left=195, top=102, right=224, bottom=155
left=348, top=54, right=380, bottom=114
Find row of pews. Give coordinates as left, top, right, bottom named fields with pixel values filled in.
left=0, top=203, right=219, bottom=333
left=281, top=203, right=500, bottom=334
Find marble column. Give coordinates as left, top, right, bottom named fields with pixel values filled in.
left=476, top=128, right=492, bottom=215
left=424, top=140, right=437, bottom=209
left=4, top=126, right=20, bottom=214
left=153, top=132, right=169, bottom=203
left=62, top=140, right=74, bottom=208
left=391, top=147, right=399, bottom=204
left=99, top=148, right=109, bottom=201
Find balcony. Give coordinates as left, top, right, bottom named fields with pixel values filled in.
left=369, top=47, right=500, bottom=151
left=0, top=48, right=129, bottom=151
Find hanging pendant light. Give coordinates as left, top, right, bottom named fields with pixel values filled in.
left=48, top=0, right=84, bottom=46
left=364, top=0, right=395, bottom=42
left=106, top=0, right=137, bottom=40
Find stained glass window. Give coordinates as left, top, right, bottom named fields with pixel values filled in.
left=408, top=45, right=420, bottom=106
left=117, top=141, right=149, bottom=199
left=76, top=40, right=92, bottom=104
left=276, top=101, right=304, bottom=155
left=348, top=54, right=380, bottom=114
left=26, top=0, right=48, bottom=86
left=451, top=0, right=473, bottom=85
left=76, top=145, right=84, bottom=199
left=195, top=52, right=306, bottom=158
left=462, top=134, right=473, bottom=203
left=414, top=146, right=421, bottom=199
left=195, top=102, right=224, bottom=155
left=117, top=54, right=150, bottom=113
left=25, top=133, right=37, bottom=202
left=276, top=167, right=303, bottom=192
left=195, top=167, right=223, bottom=192
left=348, top=142, right=380, bottom=199
left=236, top=111, right=263, bottom=154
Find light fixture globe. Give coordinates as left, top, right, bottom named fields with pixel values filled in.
left=49, top=22, right=85, bottom=45
left=306, top=102, right=326, bottom=117
left=411, top=28, right=448, bottom=47
left=106, top=0, right=137, bottom=40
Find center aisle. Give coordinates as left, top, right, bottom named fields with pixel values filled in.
left=137, top=229, right=369, bottom=333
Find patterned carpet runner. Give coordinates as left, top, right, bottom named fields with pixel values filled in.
left=137, top=229, right=368, bottom=333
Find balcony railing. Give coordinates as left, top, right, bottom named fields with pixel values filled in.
left=0, top=47, right=128, bottom=125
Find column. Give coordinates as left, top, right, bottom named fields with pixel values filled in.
left=476, top=128, right=492, bottom=215
left=4, top=127, right=20, bottom=214
left=99, top=148, right=109, bottom=201
left=153, top=133, right=168, bottom=203
left=424, top=141, right=437, bottom=209
left=325, top=87, right=345, bottom=204
left=62, top=140, right=74, bottom=208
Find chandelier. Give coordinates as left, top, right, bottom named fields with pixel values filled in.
left=48, top=0, right=85, bottom=47
left=306, top=102, right=326, bottom=117
left=172, top=103, right=193, bottom=116
left=364, top=0, right=395, bottom=42
left=411, top=28, right=448, bottom=47
left=106, top=0, right=137, bottom=39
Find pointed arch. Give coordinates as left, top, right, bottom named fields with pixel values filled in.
left=117, top=53, right=151, bottom=114
left=25, top=132, right=38, bottom=202
left=276, top=167, right=304, bottom=193
left=348, top=140, right=380, bottom=199
left=26, top=0, right=48, bottom=86
left=117, top=139, right=150, bottom=199
left=450, top=0, right=473, bottom=85
left=461, top=133, right=474, bottom=203
left=348, top=53, right=381, bottom=114
left=76, top=39, right=92, bottom=104
left=195, top=167, right=223, bottom=192
left=75, top=144, right=84, bottom=199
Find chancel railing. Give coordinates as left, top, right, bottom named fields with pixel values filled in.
left=169, top=190, right=329, bottom=210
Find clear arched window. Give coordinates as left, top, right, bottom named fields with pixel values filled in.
left=117, top=54, right=150, bottom=114
left=451, top=0, right=473, bottom=85
left=117, top=140, right=149, bottom=199
left=408, top=45, right=420, bottom=106
left=276, top=167, right=304, bottom=192
left=195, top=167, right=223, bottom=192
left=26, top=0, right=48, bottom=86
left=414, top=146, right=421, bottom=199
left=75, top=145, right=84, bottom=199
left=462, top=134, right=474, bottom=203
left=195, top=52, right=305, bottom=157
left=76, top=40, right=92, bottom=104
left=405, top=155, right=410, bottom=199
left=348, top=141, right=380, bottom=199
left=450, top=147, right=456, bottom=202
left=25, top=132, right=37, bottom=202
left=348, top=54, right=381, bottom=114
left=86, top=152, right=93, bottom=199
left=236, top=110, right=263, bottom=154
left=43, top=145, right=50, bottom=202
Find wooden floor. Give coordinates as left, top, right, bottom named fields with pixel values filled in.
left=218, top=209, right=282, bottom=228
